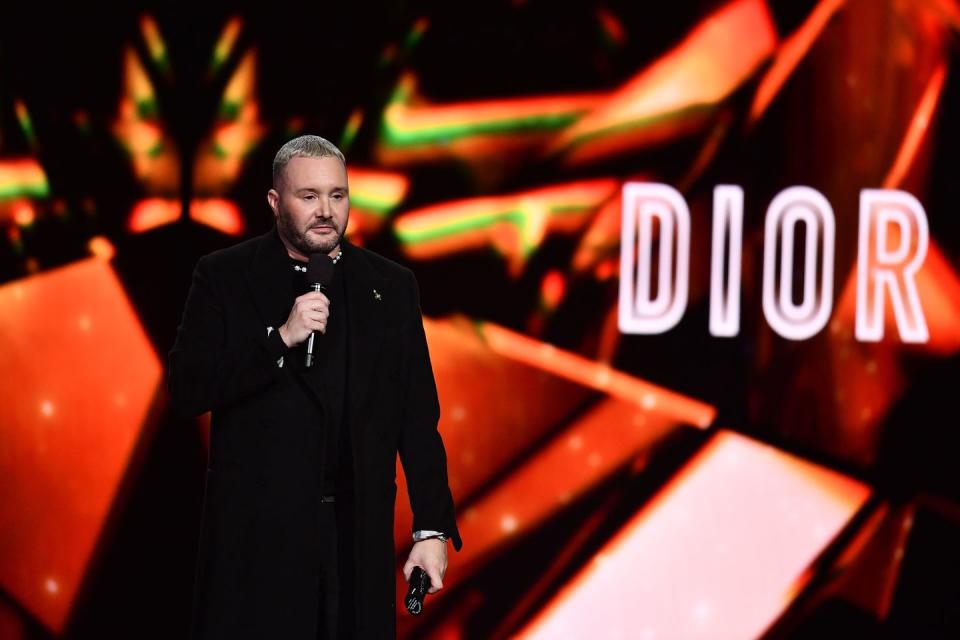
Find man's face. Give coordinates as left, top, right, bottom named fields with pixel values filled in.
left=268, top=155, right=350, bottom=260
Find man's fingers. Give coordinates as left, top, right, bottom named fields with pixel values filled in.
left=423, top=557, right=445, bottom=593
left=298, top=303, right=329, bottom=317
left=404, top=539, right=448, bottom=595
left=294, top=297, right=330, bottom=315
left=296, top=291, right=330, bottom=306
left=304, top=311, right=328, bottom=324
left=425, top=565, right=443, bottom=593
left=402, top=560, right=415, bottom=582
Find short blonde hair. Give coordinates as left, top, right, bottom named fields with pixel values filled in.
left=272, top=135, right=346, bottom=186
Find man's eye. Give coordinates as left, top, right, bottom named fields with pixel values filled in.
left=303, top=194, right=316, bottom=200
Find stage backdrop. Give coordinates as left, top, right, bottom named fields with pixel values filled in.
left=1, top=1, right=959, bottom=638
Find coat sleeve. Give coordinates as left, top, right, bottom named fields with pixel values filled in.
left=167, top=256, right=289, bottom=417
left=397, top=269, right=462, bottom=551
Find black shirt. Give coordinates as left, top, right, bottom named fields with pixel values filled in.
left=290, top=257, right=347, bottom=497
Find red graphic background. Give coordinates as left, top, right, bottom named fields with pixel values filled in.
left=0, top=1, right=958, bottom=637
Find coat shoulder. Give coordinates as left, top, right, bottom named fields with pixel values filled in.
left=194, top=231, right=271, bottom=282
left=201, top=232, right=264, bottom=267
left=349, top=244, right=417, bottom=283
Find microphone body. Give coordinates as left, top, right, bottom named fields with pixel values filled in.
left=304, top=282, right=325, bottom=368
left=305, top=253, right=335, bottom=368
left=405, top=566, right=431, bottom=616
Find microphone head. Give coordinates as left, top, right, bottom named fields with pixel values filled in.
left=307, top=252, right=335, bottom=286
left=405, top=566, right=431, bottom=616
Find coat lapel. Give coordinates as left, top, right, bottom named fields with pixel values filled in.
left=342, top=241, right=387, bottom=422
left=244, top=226, right=294, bottom=328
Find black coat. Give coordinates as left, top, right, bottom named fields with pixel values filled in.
left=168, top=227, right=461, bottom=639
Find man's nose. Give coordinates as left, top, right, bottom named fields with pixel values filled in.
left=314, top=200, right=332, bottom=218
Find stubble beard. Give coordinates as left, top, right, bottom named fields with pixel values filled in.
left=278, top=210, right=346, bottom=257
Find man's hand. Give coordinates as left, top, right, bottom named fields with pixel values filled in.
left=403, top=538, right=448, bottom=594
left=278, top=291, right=330, bottom=347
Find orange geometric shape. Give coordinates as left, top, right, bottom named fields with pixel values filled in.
left=749, top=0, right=846, bottom=123
left=193, top=51, right=266, bottom=194
left=128, top=197, right=245, bottom=236
left=0, top=158, right=49, bottom=206
left=394, top=319, right=716, bottom=586
left=444, top=396, right=695, bottom=573
left=188, top=198, right=245, bottom=236
left=883, top=62, right=947, bottom=189
left=11, top=200, right=35, bottom=227
left=394, top=179, right=619, bottom=275
left=345, top=166, right=410, bottom=239
left=392, top=316, right=598, bottom=545
left=550, top=0, right=777, bottom=165
left=0, top=259, right=162, bottom=633
left=87, top=236, right=116, bottom=261
left=128, top=197, right=182, bottom=233
left=112, top=48, right=180, bottom=193
left=517, top=430, right=871, bottom=640
left=377, top=72, right=605, bottom=169
left=479, top=322, right=715, bottom=427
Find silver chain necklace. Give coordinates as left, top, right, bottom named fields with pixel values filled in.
left=293, top=249, right=342, bottom=272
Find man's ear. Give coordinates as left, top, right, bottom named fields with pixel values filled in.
left=267, top=189, right=279, bottom=218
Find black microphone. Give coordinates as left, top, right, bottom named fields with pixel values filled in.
left=405, top=566, right=432, bottom=616
left=305, top=253, right=335, bottom=368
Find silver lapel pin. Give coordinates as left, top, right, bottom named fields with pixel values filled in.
left=373, top=288, right=382, bottom=301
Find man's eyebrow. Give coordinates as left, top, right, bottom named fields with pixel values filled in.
left=293, top=185, right=349, bottom=195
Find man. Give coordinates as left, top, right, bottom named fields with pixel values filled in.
left=168, top=135, right=461, bottom=639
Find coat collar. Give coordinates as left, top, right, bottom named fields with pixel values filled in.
left=246, top=226, right=295, bottom=328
